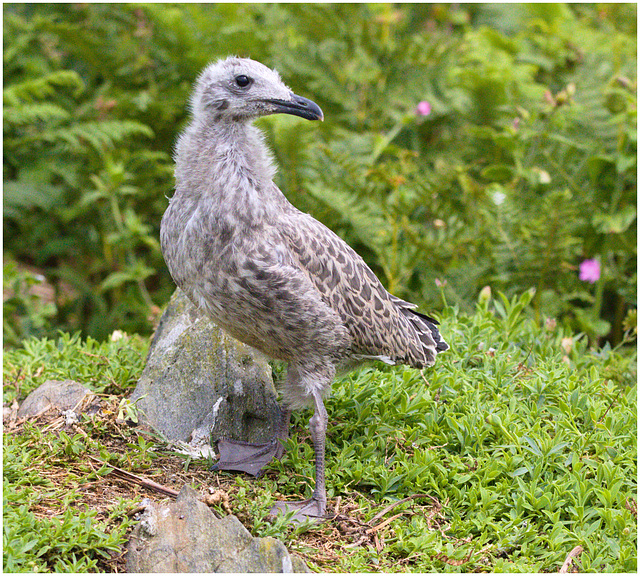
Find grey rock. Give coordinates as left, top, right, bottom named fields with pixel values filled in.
left=126, top=485, right=308, bottom=573
left=217, top=536, right=306, bottom=573
left=130, top=289, right=281, bottom=445
left=17, top=379, right=93, bottom=418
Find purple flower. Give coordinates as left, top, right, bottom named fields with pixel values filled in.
left=579, top=258, right=600, bottom=283
left=416, top=101, right=432, bottom=116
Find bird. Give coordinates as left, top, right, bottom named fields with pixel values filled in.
left=160, top=56, right=448, bottom=523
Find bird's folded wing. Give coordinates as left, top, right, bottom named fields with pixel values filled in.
left=279, top=211, right=439, bottom=367
left=217, top=246, right=352, bottom=363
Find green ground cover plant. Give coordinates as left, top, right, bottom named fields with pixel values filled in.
left=3, top=294, right=636, bottom=572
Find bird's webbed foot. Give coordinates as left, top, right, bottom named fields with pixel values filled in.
left=210, top=438, right=284, bottom=477
left=269, top=497, right=327, bottom=525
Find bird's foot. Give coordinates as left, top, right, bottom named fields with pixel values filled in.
left=269, top=498, right=327, bottom=525
left=211, top=438, right=284, bottom=477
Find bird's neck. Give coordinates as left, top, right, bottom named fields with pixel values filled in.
left=174, top=118, right=280, bottom=223
left=214, top=120, right=277, bottom=185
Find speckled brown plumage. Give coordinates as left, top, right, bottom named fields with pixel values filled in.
left=160, top=57, right=448, bottom=523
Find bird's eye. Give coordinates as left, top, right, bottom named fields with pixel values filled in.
left=235, top=75, right=251, bottom=88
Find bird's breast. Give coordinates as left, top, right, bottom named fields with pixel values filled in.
left=161, top=194, right=281, bottom=307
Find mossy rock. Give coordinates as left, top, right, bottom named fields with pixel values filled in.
left=126, top=485, right=308, bottom=572
left=131, top=289, right=281, bottom=445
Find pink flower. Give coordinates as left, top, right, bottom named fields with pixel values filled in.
left=416, top=101, right=432, bottom=116
left=579, top=258, right=600, bottom=283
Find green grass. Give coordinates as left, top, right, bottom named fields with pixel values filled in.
left=3, top=331, right=149, bottom=403
left=3, top=293, right=637, bottom=572
left=3, top=413, right=138, bottom=572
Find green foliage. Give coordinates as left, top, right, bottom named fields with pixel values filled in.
left=264, top=293, right=636, bottom=571
left=3, top=257, right=57, bottom=347
left=3, top=5, right=174, bottom=340
left=3, top=3, right=636, bottom=345
left=3, top=482, right=128, bottom=572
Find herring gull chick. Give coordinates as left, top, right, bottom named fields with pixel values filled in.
left=160, top=56, right=448, bottom=523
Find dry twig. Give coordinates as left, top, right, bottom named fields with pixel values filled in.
left=365, top=512, right=404, bottom=534
left=369, top=493, right=435, bottom=525
left=559, top=545, right=584, bottom=573
left=373, top=532, right=383, bottom=553
left=88, top=455, right=179, bottom=498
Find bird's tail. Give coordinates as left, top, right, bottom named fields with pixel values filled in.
left=408, top=309, right=449, bottom=353
left=391, top=295, right=449, bottom=367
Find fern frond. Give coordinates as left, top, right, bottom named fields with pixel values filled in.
left=3, top=177, right=65, bottom=216
left=306, top=181, right=390, bottom=250
left=3, top=102, right=70, bottom=127
left=3, top=71, right=84, bottom=106
left=40, top=121, right=154, bottom=152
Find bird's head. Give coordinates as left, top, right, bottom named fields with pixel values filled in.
left=191, top=56, right=323, bottom=123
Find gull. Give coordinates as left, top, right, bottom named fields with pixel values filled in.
left=160, top=56, right=448, bottom=523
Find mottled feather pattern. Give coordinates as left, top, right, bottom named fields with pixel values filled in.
left=161, top=57, right=449, bottom=521
left=278, top=207, right=443, bottom=368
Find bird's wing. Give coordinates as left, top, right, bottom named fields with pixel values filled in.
left=279, top=209, right=444, bottom=368
left=204, top=236, right=352, bottom=367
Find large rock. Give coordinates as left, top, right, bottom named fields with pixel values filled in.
left=126, top=485, right=308, bottom=573
left=130, top=289, right=281, bottom=448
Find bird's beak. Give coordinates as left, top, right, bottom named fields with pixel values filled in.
left=264, top=94, right=324, bottom=121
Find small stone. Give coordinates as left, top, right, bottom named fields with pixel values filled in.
left=17, top=380, right=93, bottom=419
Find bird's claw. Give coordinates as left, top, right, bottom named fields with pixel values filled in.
left=269, top=498, right=327, bottom=525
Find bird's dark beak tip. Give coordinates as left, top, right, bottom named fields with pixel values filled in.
left=266, top=95, right=324, bottom=122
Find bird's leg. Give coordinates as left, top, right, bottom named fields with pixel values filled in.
left=270, top=391, right=328, bottom=524
left=273, top=407, right=291, bottom=459
left=308, top=393, right=328, bottom=513
left=211, top=406, right=291, bottom=477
